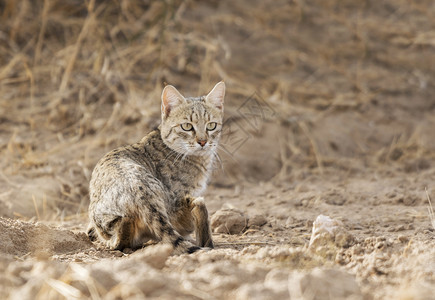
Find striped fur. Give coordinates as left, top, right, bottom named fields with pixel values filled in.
left=87, top=82, right=224, bottom=254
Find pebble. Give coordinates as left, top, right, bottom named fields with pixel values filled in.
left=398, top=235, right=409, bottom=243
left=309, top=215, right=355, bottom=250
left=211, top=208, right=247, bottom=234
left=248, top=214, right=268, bottom=227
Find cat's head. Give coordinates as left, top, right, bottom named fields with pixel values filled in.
left=160, top=82, right=225, bottom=157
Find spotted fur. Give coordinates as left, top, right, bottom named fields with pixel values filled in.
left=87, top=82, right=225, bottom=254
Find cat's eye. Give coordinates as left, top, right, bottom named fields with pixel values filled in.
left=206, top=122, right=217, bottom=131
left=181, top=123, right=193, bottom=131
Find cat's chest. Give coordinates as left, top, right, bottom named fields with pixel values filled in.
left=159, top=159, right=211, bottom=198
left=189, top=171, right=209, bottom=197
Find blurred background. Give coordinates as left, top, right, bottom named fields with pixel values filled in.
left=0, top=0, right=434, bottom=221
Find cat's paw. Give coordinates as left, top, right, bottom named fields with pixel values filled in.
left=198, top=246, right=213, bottom=252
left=192, top=197, right=205, bottom=206
left=172, top=238, right=200, bottom=255
left=187, top=246, right=201, bottom=254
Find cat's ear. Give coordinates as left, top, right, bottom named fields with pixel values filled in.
left=161, top=85, right=186, bottom=118
left=205, top=81, right=225, bottom=111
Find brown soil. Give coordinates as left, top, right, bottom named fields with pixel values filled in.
left=1, top=0, right=434, bottom=299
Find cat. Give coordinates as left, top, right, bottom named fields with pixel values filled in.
left=87, top=82, right=225, bottom=254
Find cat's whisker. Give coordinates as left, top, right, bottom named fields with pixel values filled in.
left=162, top=143, right=189, bottom=165
left=163, top=150, right=178, bottom=162
left=178, top=151, right=187, bottom=163
left=173, top=152, right=184, bottom=165
left=213, top=152, right=224, bottom=171
left=162, top=147, right=184, bottom=164
left=173, top=146, right=190, bottom=166
left=181, top=152, right=189, bottom=162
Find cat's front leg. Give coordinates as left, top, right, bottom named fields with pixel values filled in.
left=189, top=197, right=214, bottom=248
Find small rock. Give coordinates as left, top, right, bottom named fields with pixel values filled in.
left=309, top=215, right=354, bottom=253
left=386, top=191, right=397, bottom=198
left=295, top=184, right=309, bottom=193
left=211, top=208, right=247, bottom=234
left=248, top=215, right=268, bottom=228
left=398, top=235, right=409, bottom=243
left=324, top=191, right=347, bottom=206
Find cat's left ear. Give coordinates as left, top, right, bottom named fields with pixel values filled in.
left=205, top=81, right=225, bottom=111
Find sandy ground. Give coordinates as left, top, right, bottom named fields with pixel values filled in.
left=1, top=0, right=435, bottom=299
left=1, top=171, right=435, bottom=299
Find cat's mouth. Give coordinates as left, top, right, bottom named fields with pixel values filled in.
left=189, top=144, right=215, bottom=156
left=195, top=146, right=210, bottom=154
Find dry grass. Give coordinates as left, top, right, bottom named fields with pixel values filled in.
left=0, top=0, right=435, bottom=219
left=426, top=188, right=435, bottom=230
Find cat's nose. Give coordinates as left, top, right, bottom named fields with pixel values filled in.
left=197, top=139, right=207, bottom=147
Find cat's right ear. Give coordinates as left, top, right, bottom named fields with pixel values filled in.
left=161, top=85, right=186, bottom=118
left=206, top=81, right=225, bottom=111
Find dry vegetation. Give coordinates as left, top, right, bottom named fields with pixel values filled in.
left=1, top=0, right=435, bottom=299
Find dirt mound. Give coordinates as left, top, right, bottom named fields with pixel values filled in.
left=0, top=217, right=93, bottom=258
left=1, top=243, right=362, bottom=300
left=1, top=228, right=434, bottom=299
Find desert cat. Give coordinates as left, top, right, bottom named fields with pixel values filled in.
left=87, top=82, right=225, bottom=254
